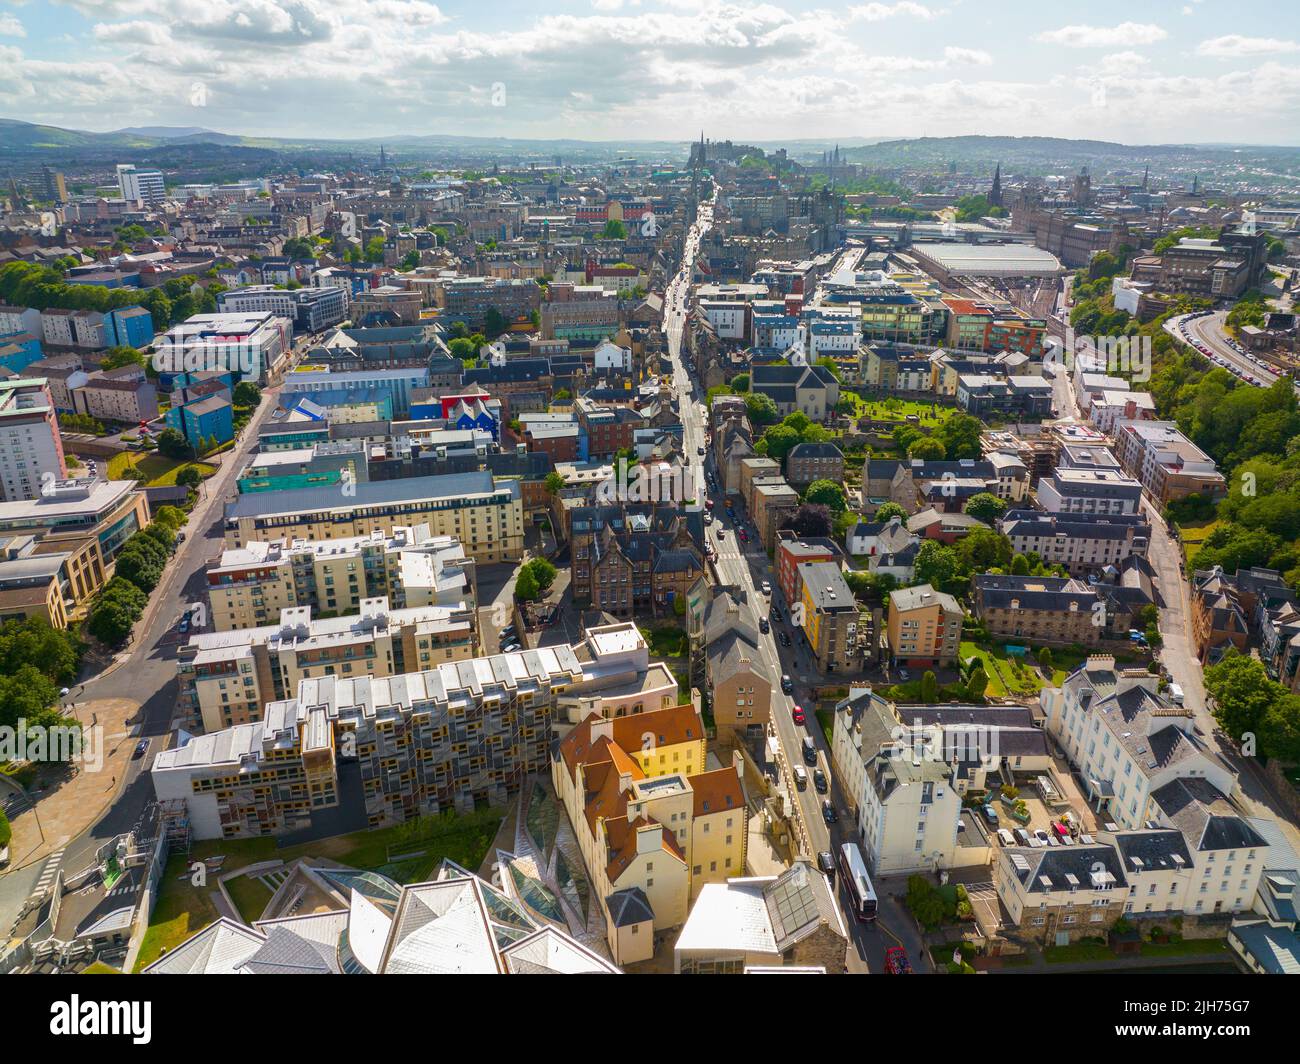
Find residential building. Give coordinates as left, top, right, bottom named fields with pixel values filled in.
left=176, top=597, right=479, bottom=733
left=995, top=844, right=1129, bottom=945
left=204, top=525, right=474, bottom=630
left=696, top=590, right=772, bottom=749
left=0, top=478, right=148, bottom=567
left=785, top=441, right=845, bottom=489
left=116, top=164, right=165, bottom=205
left=0, top=378, right=66, bottom=502
left=157, top=622, right=671, bottom=837
left=72, top=366, right=160, bottom=424
left=554, top=703, right=748, bottom=960
left=1111, top=420, right=1226, bottom=506
left=1035, top=468, right=1143, bottom=516
left=568, top=503, right=704, bottom=616
left=1041, top=656, right=1237, bottom=830
left=886, top=584, right=962, bottom=667
left=222, top=472, right=525, bottom=565
left=971, top=573, right=1149, bottom=646
left=164, top=394, right=234, bottom=447
left=796, top=560, right=861, bottom=673
left=999, top=510, right=1149, bottom=575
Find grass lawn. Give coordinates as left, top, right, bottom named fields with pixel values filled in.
left=1044, top=940, right=1114, bottom=963
left=1177, top=517, right=1220, bottom=566
left=1045, top=937, right=1228, bottom=964
left=848, top=393, right=956, bottom=427
left=225, top=873, right=275, bottom=924
left=107, top=452, right=215, bottom=486
left=133, top=808, right=503, bottom=972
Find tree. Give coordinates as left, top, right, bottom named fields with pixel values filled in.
left=745, top=393, right=779, bottom=426
left=154, top=505, right=186, bottom=531
left=781, top=504, right=832, bottom=538
left=759, top=424, right=801, bottom=461
left=0, top=665, right=59, bottom=731
left=483, top=307, right=507, bottom=338
left=920, top=670, right=939, bottom=703
left=175, top=465, right=204, bottom=489
left=873, top=502, right=908, bottom=523
left=0, top=616, right=81, bottom=685
left=364, top=236, right=386, bottom=262
left=934, top=413, right=984, bottom=460
left=600, top=219, right=628, bottom=240
left=914, top=540, right=959, bottom=590
left=1203, top=652, right=1279, bottom=749
left=1010, top=553, right=1031, bottom=575
left=730, top=373, right=749, bottom=393
left=967, top=666, right=989, bottom=701
left=514, top=567, right=540, bottom=602
left=233, top=381, right=261, bottom=407
left=101, top=346, right=146, bottom=371
left=0, top=807, right=9, bottom=850
left=1037, top=647, right=1053, bottom=671
left=156, top=427, right=192, bottom=460
left=964, top=492, right=1007, bottom=524
left=400, top=250, right=420, bottom=271
left=955, top=527, right=1013, bottom=574
left=804, top=479, right=847, bottom=513
left=522, top=558, right=557, bottom=593
left=544, top=471, right=565, bottom=496
left=907, top=437, right=945, bottom=461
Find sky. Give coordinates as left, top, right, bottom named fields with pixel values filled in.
left=1, top=0, right=1298, bottom=145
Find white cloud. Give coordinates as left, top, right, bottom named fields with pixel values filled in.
left=1195, top=35, right=1300, bottom=58
left=1096, top=51, right=1146, bottom=74
left=943, top=46, right=992, bottom=66
left=848, top=2, right=938, bottom=22
left=0, top=14, right=25, bottom=37
left=1036, top=22, right=1167, bottom=48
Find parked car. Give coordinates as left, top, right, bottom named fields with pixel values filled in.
left=821, top=800, right=837, bottom=825
left=1033, top=828, right=1051, bottom=847
left=133, top=738, right=150, bottom=759
left=981, top=804, right=999, bottom=827
left=697, top=446, right=705, bottom=456
left=760, top=580, right=771, bottom=595
left=1013, top=827, right=1032, bottom=847
left=791, top=704, right=806, bottom=725
left=897, top=667, right=911, bottom=681
left=759, top=617, right=770, bottom=634
left=812, top=767, right=828, bottom=793
left=781, top=674, right=794, bottom=695
left=802, top=736, right=817, bottom=766
left=793, top=765, right=809, bottom=790
left=778, top=630, right=792, bottom=647
left=997, top=828, right=1016, bottom=846
left=816, top=850, right=836, bottom=878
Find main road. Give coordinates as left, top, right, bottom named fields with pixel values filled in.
left=662, top=192, right=906, bottom=971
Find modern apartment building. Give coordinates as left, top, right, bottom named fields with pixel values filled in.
left=796, top=560, right=861, bottom=673
left=1111, top=419, right=1226, bottom=506
left=1035, top=468, right=1143, bottom=516
left=156, top=622, right=675, bottom=837
left=177, top=597, right=479, bottom=733
left=116, top=164, right=166, bottom=205
left=205, top=525, right=474, bottom=631
left=0, top=378, right=66, bottom=502
left=217, top=285, right=348, bottom=333
left=886, top=583, right=963, bottom=667
left=222, top=471, right=524, bottom=565
left=553, top=703, right=747, bottom=962
left=0, top=478, right=148, bottom=567
left=72, top=366, right=160, bottom=424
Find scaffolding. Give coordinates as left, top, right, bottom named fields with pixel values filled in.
left=158, top=799, right=192, bottom=854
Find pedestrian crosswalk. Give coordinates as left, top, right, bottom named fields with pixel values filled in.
left=32, top=848, right=65, bottom=897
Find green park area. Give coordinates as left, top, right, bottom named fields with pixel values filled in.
left=106, top=452, right=216, bottom=487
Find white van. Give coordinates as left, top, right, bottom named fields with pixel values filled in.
left=997, top=828, right=1016, bottom=846
left=793, top=766, right=809, bottom=790
left=1168, top=683, right=1185, bottom=706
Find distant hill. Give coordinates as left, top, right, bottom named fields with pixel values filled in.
left=113, top=125, right=221, bottom=139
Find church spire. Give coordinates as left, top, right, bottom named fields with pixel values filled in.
left=990, top=161, right=1002, bottom=208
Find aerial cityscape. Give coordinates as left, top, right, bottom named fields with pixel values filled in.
left=1, top=0, right=1298, bottom=1018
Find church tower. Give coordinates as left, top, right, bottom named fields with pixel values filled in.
left=990, top=161, right=1003, bottom=208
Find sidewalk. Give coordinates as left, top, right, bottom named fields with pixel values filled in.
left=1, top=698, right=142, bottom=873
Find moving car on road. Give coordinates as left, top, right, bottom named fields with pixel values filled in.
left=821, top=799, right=837, bottom=824
left=781, top=674, right=793, bottom=694
left=791, top=704, right=806, bottom=725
